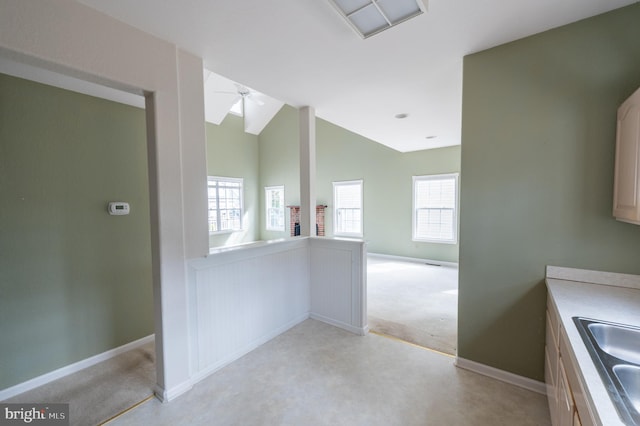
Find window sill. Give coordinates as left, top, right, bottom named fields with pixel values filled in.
left=210, top=229, right=243, bottom=236
left=412, top=238, right=457, bottom=245
left=335, top=233, right=364, bottom=238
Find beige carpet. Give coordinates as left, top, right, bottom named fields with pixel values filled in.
left=367, top=256, right=458, bottom=355
left=4, top=341, right=156, bottom=426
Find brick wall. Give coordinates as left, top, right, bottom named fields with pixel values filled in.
left=287, top=205, right=327, bottom=236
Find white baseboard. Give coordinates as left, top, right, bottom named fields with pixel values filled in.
left=368, top=252, right=458, bottom=269
left=455, top=357, right=546, bottom=395
left=154, top=380, right=193, bottom=403
left=0, top=334, right=155, bottom=401
left=309, top=313, right=368, bottom=336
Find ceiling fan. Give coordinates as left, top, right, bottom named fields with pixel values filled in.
left=214, top=84, right=264, bottom=116
left=203, top=69, right=285, bottom=135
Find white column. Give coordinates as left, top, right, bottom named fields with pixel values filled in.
left=144, top=49, right=198, bottom=402
left=177, top=51, right=209, bottom=259
left=299, top=106, right=316, bottom=236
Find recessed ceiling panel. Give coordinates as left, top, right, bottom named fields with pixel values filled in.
left=377, top=0, right=423, bottom=24
left=333, top=0, right=371, bottom=15
left=350, top=4, right=389, bottom=37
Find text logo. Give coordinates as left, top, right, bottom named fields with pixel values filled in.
left=0, top=404, right=69, bottom=426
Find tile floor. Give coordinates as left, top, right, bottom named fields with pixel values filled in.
left=109, top=319, right=550, bottom=426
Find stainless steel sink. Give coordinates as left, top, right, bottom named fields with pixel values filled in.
left=588, top=322, right=640, bottom=365
left=614, top=365, right=640, bottom=415
left=574, top=317, right=640, bottom=425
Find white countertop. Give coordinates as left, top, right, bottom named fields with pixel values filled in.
left=547, top=269, right=640, bottom=426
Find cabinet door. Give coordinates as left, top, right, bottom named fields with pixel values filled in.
left=546, top=310, right=560, bottom=425
left=545, top=346, right=559, bottom=425
left=558, top=361, right=575, bottom=426
left=573, top=411, right=582, bottom=426
left=613, top=88, right=640, bottom=224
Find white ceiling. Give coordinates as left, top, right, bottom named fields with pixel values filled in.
left=76, top=0, right=636, bottom=152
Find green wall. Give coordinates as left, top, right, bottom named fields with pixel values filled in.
left=0, top=73, right=153, bottom=389
left=257, top=105, right=461, bottom=262
left=316, top=119, right=460, bottom=262
left=258, top=105, right=300, bottom=242
left=206, top=115, right=259, bottom=248
left=459, top=4, right=640, bottom=381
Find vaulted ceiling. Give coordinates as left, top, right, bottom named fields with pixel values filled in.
left=77, top=0, right=636, bottom=152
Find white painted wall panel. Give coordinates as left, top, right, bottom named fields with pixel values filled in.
left=310, top=247, right=352, bottom=324
left=188, top=239, right=311, bottom=380
left=310, top=238, right=368, bottom=335
left=187, top=237, right=366, bottom=386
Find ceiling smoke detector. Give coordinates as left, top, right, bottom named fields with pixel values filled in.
left=327, top=0, right=427, bottom=39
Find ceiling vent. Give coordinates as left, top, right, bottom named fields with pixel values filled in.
left=327, top=0, right=426, bottom=39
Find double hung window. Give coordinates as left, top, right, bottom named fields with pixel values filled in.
left=208, top=177, right=243, bottom=233
left=333, top=180, right=363, bottom=237
left=265, top=186, right=285, bottom=231
left=413, top=174, right=458, bottom=243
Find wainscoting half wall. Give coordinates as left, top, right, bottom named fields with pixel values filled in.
left=187, top=237, right=367, bottom=386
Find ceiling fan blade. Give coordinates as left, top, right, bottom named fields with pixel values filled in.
left=213, top=90, right=239, bottom=96
left=247, top=94, right=265, bottom=106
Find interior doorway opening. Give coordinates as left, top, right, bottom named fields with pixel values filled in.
left=367, top=254, right=458, bottom=355
left=0, top=56, right=157, bottom=423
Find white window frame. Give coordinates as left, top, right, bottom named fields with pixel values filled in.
left=333, top=179, right=363, bottom=238
left=412, top=173, right=459, bottom=244
left=208, top=176, right=244, bottom=234
left=265, top=185, right=285, bottom=231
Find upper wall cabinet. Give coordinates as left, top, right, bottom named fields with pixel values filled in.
left=613, top=87, right=640, bottom=225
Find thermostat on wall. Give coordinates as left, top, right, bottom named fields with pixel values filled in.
left=108, top=202, right=130, bottom=216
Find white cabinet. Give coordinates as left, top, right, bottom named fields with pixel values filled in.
left=613, top=87, right=640, bottom=225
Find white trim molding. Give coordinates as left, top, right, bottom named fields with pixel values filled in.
left=455, top=357, right=546, bottom=395
left=368, top=252, right=458, bottom=269
left=310, top=313, right=368, bottom=336
left=154, top=380, right=194, bottom=404
left=0, top=335, right=155, bottom=401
